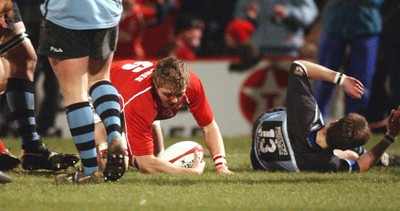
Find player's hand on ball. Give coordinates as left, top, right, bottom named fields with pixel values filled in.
left=342, top=76, right=364, bottom=99
left=216, top=165, right=234, bottom=175
left=192, top=150, right=205, bottom=174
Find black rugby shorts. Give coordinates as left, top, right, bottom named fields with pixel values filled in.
left=38, top=20, right=118, bottom=60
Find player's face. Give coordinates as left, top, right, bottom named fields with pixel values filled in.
left=156, top=85, right=186, bottom=109
left=182, top=28, right=203, bottom=47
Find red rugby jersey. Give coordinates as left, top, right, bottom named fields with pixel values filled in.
left=110, top=60, right=214, bottom=156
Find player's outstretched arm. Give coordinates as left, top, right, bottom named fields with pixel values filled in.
left=202, top=120, right=234, bottom=174
left=294, top=60, right=364, bottom=99
left=135, top=154, right=205, bottom=174
left=357, top=106, right=400, bottom=172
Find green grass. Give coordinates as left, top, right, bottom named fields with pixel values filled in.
left=1, top=134, right=400, bottom=210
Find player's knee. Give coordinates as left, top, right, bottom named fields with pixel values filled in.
left=1, top=31, right=37, bottom=76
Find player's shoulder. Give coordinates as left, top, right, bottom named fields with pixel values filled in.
left=188, top=70, right=201, bottom=81
left=187, top=70, right=203, bottom=89
left=112, top=59, right=135, bottom=68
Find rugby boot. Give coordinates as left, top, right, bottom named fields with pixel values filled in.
left=21, top=144, right=79, bottom=171
left=55, top=170, right=103, bottom=184
left=103, top=136, right=127, bottom=181
left=0, top=139, right=20, bottom=170
left=0, top=152, right=20, bottom=170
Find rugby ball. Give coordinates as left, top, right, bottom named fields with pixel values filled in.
left=158, top=141, right=204, bottom=168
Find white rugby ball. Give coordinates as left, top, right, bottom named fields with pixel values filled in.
left=158, top=141, right=204, bottom=168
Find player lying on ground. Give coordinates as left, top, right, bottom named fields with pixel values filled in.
left=251, top=60, right=400, bottom=172
left=0, top=0, right=78, bottom=172
left=94, top=57, right=234, bottom=175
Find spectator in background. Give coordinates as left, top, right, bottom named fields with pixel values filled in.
left=313, top=0, right=383, bottom=118
left=225, top=19, right=254, bottom=48
left=114, top=0, right=171, bottom=60
left=141, top=0, right=179, bottom=59
left=234, top=0, right=318, bottom=58
left=366, top=0, right=400, bottom=133
left=299, top=0, right=329, bottom=62
left=176, top=0, right=237, bottom=56
left=158, top=13, right=205, bottom=60
left=224, top=18, right=261, bottom=71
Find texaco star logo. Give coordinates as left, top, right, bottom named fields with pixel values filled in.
left=239, top=65, right=289, bottom=124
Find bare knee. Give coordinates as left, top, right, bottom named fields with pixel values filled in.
left=5, top=40, right=37, bottom=80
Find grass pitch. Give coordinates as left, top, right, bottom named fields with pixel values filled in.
left=1, top=134, right=400, bottom=210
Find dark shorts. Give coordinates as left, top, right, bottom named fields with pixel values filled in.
left=38, top=20, right=118, bottom=60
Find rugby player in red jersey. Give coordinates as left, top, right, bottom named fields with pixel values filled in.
left=95, top=57, right=234, bottom=175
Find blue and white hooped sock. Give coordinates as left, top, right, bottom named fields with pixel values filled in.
left=89, top=81, right=122, bottom=145
left=6, top=78, right=41, bottom=150
left=65, top=102, right=98, bottom=175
